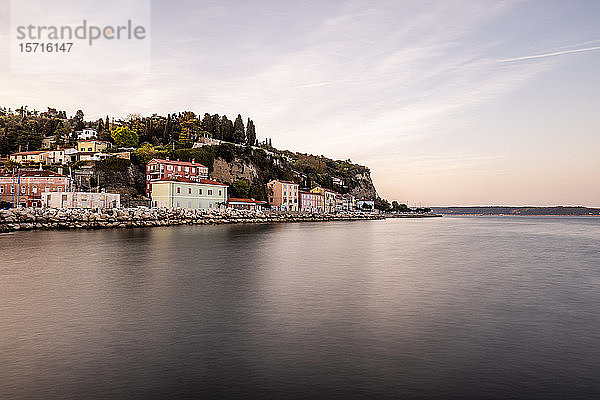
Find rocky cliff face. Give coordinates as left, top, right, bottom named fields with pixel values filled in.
left=211, top=157, right=259, bottom=185
left=349, top=170, right=378, bottom=200
left=209, top=149, right=379, bottom=201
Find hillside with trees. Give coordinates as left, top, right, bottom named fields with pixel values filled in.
left=1, top=105, right=386, bottom=207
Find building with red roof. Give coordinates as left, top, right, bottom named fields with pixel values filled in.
left=0, top=169, right=70, bottom=207
left=146, top=158, right=209, bottom=195
left=227, top=198, right=267, bottom=211
left=150, top=176, right=227, bottom=209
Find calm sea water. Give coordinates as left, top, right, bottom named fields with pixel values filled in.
left=1, top=216, right=600, bottom=400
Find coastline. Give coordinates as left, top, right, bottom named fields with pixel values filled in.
left=0, top=207, right=389, bottom=233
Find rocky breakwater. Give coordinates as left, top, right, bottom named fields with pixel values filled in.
left=0, top=208, right=383, bottom=232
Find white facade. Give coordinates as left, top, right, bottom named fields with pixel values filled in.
left=42, top=192, right=120, bottom=209
left=76, top=129, right=98, bottom=140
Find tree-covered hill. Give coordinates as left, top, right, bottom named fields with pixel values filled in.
left=0, top=105, right=381, bottom=205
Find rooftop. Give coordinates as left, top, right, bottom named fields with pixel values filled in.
left=0, top=169, right=66, bottom=178
left=153, top=177, right=228, bottom=186
left=228, top=198, right=267, bottom=204
left=149, top=158, right=208, bottom=169
left=11, top=151, right=47, bottom=156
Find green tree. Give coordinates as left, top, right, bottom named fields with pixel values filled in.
left=111, top=126, right=139, bottom=148
left=374, top=197, right=391, bottom=212
left=233, top=114, right=245, bottom=144
left=220, top=115, right=234, bottom=142
left=132, top=143, right=158, bottom=165
left=246, top=118, right=256, bottom=146
left=231, top=179, right=251, bottom=198
left=73, top=109, right=85, bottom=131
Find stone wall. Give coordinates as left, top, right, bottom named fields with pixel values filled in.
left=0, top=208, right=384, bottom=232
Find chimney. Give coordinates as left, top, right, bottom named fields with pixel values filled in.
left=166, top=157, right=170, bottom=161
left=191, top=159, right=195, bottom=164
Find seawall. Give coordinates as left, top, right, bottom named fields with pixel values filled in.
left=0, top=208, right=384, bottom=233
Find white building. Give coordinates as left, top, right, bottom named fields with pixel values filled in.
left=356, top=199, right=375, bottom=212
left=42, top=191, right=120, bottom=209
left=76, top=129, right=98, bottom=140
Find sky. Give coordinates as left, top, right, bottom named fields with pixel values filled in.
left=1, top=0, right=599, bottom=206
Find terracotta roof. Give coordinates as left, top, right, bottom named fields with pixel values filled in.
left=149, top=158, right=208, bottom=169
left=269, top=179, right=298, bottom=185
left=11, top=151, right=47, bottom=156
left=199, top=178, right=228, bottom=186
left=299, top=191, right=324, bottom=196
left=153, top=177, right=228, bottom=186
left=0, top=170, right=66, bottom=178
left=153, top=177, right=198, bottom=184
left=312, top=186, right=338, bottom=194
left=77, top=140, right=110, bottom=144
left=228, top=198, right=267, bottom=204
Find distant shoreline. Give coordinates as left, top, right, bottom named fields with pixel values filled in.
left=431, top=206, right=600, bottom=216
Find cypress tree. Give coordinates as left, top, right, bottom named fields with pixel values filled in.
left=221, top=115, right=234, bottom=142
left=212, top=114, right=221, bottom=140
left=246, top=118, right=256, bottom=146
left=233, top=114, right=245, bottom=144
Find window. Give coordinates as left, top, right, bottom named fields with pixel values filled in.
left=188, top=201, right=191, bottom=208
left=218, top=190, right=222, bottom=196
left=58, top=187, right=62, bottom=192
left=177, top=201, right=180, bottom=208
left=32, top=186, right=37, bottom=194
left=177, top=187, right=181, bottom=194
left=88, top=147, right=92, bottom=151
left=178, top=166, right=181, bottom=172
left=167, top=165, right=173, bottom=171
left=154, top=201, right=158, bottom=207
left=188, top=188, right=191, bottom=194
left=208, top=189, right=213, bottom=196
left=0, top=186, right=3, bottom=194
left=209, top=203, right=212, bottom=208
left=21, top=186, right=26, bottom=194
left=10, top=186, right=14, bottom=194
left=185, top=167, right=189, bottom=172
left=199, top=188, right=203, bottom=195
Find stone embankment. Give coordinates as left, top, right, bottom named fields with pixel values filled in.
left=0, top=208, right=384, bottom=233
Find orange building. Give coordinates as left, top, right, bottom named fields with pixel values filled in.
left=266, top=180, right=299, bottom=211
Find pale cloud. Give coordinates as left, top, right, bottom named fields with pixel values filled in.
left=499, top=45, right=600, bottom=63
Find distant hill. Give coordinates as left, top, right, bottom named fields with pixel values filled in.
left=431, top=206, right=600, bottom=216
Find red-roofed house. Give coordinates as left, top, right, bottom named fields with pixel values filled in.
left=150, top=176, right=227, bottom=209
left=0, top=169, right=70, bottom=207
left=227, top=198, right=267, bottom=211
left=146, top=158, right=209, bottom=195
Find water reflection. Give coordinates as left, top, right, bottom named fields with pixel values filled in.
left=1, top=217, right=600, bottom=399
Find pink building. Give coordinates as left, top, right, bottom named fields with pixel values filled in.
left=266, top=180, right=299, bottom=211
left=0, top=169, right=70, bottom=207
left=146, top=158, right=209, bottom=195
left=299, top=191, right=325, bottom=213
